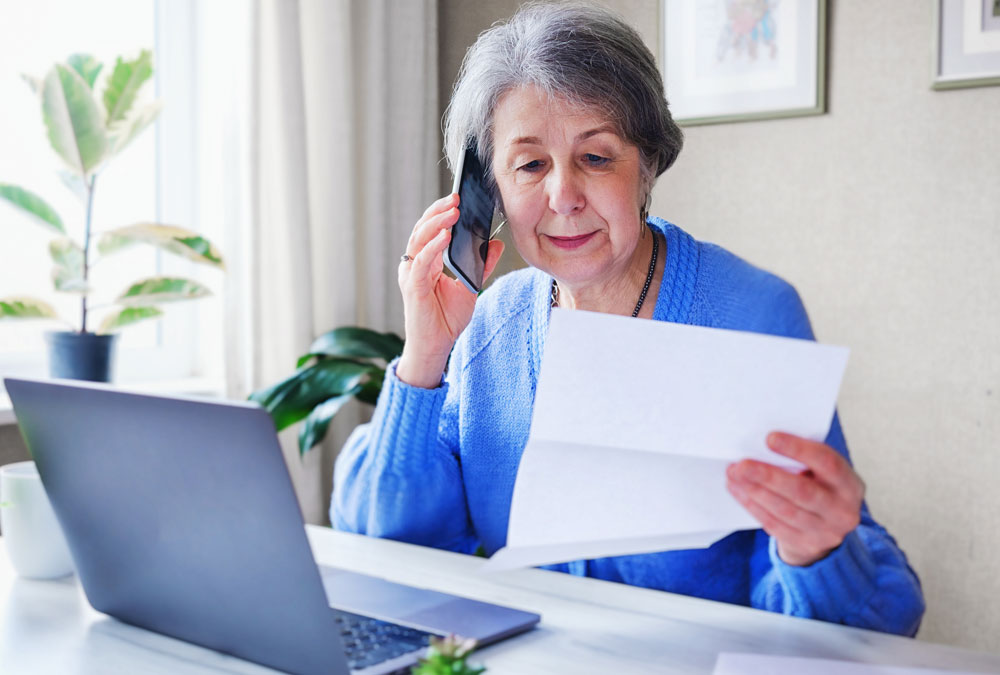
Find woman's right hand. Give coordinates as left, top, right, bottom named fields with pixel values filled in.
left=396, top=193, right=504, bottom=388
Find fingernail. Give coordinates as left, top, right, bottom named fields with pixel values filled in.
left=768, top=433, right=785, bottom=450
left=729, top=482, right=746, bottom=500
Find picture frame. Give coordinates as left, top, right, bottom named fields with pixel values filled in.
left=932, top=0, right=1000, bottom=90
left=661, top=0, right=827, bottom=126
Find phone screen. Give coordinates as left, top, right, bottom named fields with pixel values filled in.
left=446, top=143, right=494, bottom=293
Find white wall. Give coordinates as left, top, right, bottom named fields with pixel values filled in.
left=440, top=0, right=1000, bottom=653
left=658, top=1, right=1000, bottom=652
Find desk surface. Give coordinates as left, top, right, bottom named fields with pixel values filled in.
left=1, top=526, right=998, bottom=674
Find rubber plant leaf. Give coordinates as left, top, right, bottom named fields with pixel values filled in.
left=98, top=223, right=224, bottom=268
left=98, top=306, right=163, bottom=334
left=103, top=50, right=152, bottom=125
left=0, top=297, right=59, bottom=320
left=0, top=183, right=65, bottom=234
left=296, top=326, right=404, bottom=367
left=249, top=359, right=380, bottom=432
left=107, top=100, right=163, bottom=157
left=297, top=388, right=361, bottom=455
left=66, top=53, right=103, bottom=89
left=41, top=63, right=107, bottom=177
left=114, top=277, right=212, bottom=306
left=49, top=237, right=89, bottom=293
left=57, top=170, right=88, bottom=202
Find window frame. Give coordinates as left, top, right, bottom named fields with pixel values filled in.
left=0, top=0, right=219, bottom=388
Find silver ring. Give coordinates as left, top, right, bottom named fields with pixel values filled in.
left=400, top=254, right=413, bottom=263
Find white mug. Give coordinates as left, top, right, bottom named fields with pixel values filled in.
left=0, top=461, right=74, bottom=579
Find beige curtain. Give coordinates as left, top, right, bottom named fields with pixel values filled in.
left=227, top=0, right=440, bottom=523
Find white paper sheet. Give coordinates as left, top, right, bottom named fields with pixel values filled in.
left=713, top=653, right=980, bottom=675
left=482, top=309, right=849, bottom=572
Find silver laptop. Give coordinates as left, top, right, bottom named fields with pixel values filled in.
left=4, top=377, right=539, bottom=675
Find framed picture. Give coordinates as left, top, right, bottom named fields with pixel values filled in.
left=661, top=0, right=827, bottom=126
left=933, top=0, right=1000, bottom=90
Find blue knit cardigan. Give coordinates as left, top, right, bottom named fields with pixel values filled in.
left=332, top=218, right=925, bottom=636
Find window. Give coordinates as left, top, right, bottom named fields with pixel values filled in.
left=0, top=0, right=225, bottom=386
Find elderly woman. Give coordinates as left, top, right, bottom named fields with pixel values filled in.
left=333, top=2, right=924, bottom=636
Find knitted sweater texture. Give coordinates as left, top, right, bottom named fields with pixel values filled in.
left=332, top=218, right=925, bottom=636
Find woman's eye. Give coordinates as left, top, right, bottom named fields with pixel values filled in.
left=518, top=159, right=544, bottom=172
left=584, top=153, right=610, bottom=166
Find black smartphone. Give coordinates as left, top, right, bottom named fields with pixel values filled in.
left=444, top=141, right=494, bottom=294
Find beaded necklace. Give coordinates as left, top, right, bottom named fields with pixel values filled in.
left=550, top=228, right=658, bottom=318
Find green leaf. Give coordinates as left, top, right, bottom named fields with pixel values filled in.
left=115, top=276, right=212, bottom=306
left=296, top=327, right=404, bottom=367
left=355, top=377, right=382, bottom=406
left=98, top=306, right=162, bottom=333
left=103, top=50, right=153, bottom=126
left=42, top=63, right=108, bottom=176
left=249, top=359, right=380, bottom=432
left=57, top=170, right=87, bottom=201
left=297, top=389, right=361, bottom=455
left=49, top=237, right=89, bottom=293
left=67, top=53, right=103, bottom=89
left=98, top=223, right=224, bottom=268
left=0, top=297, right=58, bottom=320
left=107, top=99, right=162, bottom=157
left=0, top=183, right=65, bottom=234
left=413, top=635, right=484, bottom=675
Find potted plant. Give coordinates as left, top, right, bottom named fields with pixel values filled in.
left=249, top=326, right=403, bottom=455
left=0, top=50, right=224, bottom=382
left=412, top=635, right=485, bottom=675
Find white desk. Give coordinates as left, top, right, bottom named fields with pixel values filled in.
left=1, top=526, right=998, bottom=674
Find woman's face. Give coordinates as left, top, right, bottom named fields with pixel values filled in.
left=491, top=84, right=645, bottom=289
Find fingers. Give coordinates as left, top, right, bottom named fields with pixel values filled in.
left=727, top=479, right=809, bottom=542
left=406, top=194, right=459, bottom=258
left=727, top=460, right=833, bottom=518
left=405, top=228, right=450, bottom=294
left=727, top=465, right=827, bottom=530
left=727, top=472, right=847, bottom=565
left=419, top=192, right=459, bottom=221
left=728, top=436, right=866, bottom=566
left=766, top=432, right=861, bottom=497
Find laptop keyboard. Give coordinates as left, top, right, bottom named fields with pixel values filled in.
left=333, top=609, right=436, bottom=671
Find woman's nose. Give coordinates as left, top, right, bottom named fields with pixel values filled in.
left=546, top=166, right=585, bottom=216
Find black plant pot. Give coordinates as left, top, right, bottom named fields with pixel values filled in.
left=45, top=332, right=120, bottom=382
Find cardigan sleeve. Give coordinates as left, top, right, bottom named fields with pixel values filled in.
left=330, top=353, right=478, bottom=554
left=745, top=282, right=925, bottom=635
left=748, top=413, right=926, bottom=636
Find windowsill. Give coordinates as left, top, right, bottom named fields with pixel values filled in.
left=0, top=377, right=227, bottom=427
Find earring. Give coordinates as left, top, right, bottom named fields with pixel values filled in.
left=639, top=194, right=650, bottom=237
left=491, top=212, right=508, bottom=239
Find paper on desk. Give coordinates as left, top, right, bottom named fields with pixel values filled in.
left=483, top=308, right=849, bottom=572
left=714, top=653, right=980, bottom=675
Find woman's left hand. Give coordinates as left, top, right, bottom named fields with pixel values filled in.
left=726, top=432, right=865, bottom=566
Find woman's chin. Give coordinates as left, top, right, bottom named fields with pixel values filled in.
left=543, top=259, right=613, bottom=288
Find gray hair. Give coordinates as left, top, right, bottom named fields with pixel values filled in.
left=443, top=1, right=683, bottom=206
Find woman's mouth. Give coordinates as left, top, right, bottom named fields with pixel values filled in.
left=546, top=232, right=596, bottom=250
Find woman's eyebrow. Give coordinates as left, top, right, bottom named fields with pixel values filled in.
left=506, top=126, right=619, bottom=148
left=576, top=125, right=619, bottom=142
left=507, top=135, right=543, bottom=147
